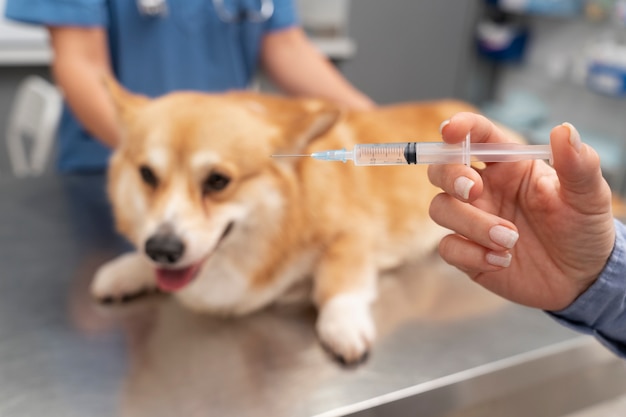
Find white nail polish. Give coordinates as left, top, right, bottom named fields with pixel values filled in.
left=562, top=122, right=582, bottom=153
left=486, top=252, right=512, bottom=268
left=489, top=225, right=519, bottom=249
left=454, top=176, right=474, bottom=200
left=439, top=119, right=450, bottom=135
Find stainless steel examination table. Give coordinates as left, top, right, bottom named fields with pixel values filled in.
left=1, top=174, right=625, bottom=417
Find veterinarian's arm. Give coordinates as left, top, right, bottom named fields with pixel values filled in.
left=428, top=113, right=626, bottom=357
left=260, top=27, right=376, bottom=110
left=48, top=27, right=121, bottom=148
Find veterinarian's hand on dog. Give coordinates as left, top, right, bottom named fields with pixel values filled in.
left=428, top=112, right=615, bottom=311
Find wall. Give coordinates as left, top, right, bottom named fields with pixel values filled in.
left=341, top=0, right=484, bottom=104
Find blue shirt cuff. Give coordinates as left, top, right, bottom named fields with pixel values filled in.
left=266, top=0, right=299, bottom=31
left=546, top=218, right=626, bottom=358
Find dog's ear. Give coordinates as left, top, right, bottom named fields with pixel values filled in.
left=101, top=73, right=150, bottom=128
left=231, top=92, right=342, bottom=154
left=285, top=99, right=342, bottom=153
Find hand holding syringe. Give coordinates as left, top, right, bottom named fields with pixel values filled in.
left=273, top=134, right=552, bottom=166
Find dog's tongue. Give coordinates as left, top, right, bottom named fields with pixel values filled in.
left=156, top=263, right=201, bottom=292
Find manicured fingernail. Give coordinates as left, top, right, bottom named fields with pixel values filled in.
left=562, top=122, right=581, bottom=153
left=439, top=119, right=450, bottom=135
left=489, top=225, right=519, bottom=249
left=454, top=176, right=475, bottom=200
left=486, top=252, right=512, bottom=268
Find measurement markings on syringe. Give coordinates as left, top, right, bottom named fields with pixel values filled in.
left=357, top=144, right=407, bottom=164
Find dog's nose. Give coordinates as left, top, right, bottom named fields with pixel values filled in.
left=145, top=233, right=185, bottom=264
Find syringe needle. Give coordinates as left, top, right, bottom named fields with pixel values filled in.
left=270, top=154, right=310, bottom=158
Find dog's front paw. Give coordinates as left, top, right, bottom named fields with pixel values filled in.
left=316, top=294, right=375, bottom=364
left=91, top=252, right=156, bottom=303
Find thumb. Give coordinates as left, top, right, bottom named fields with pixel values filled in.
left=550, top=123, right=607, bottom=211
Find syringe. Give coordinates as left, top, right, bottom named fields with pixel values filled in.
left=273, top=135, right=552, bottom=166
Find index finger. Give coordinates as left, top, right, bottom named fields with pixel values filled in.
left=430, top=112, right=513, bottom=202
left=440, top=112, right=516, bottom=145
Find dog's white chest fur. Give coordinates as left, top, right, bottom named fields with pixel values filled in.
left=176, top=242, right=319, bottom=315
left=176, top=256, right=249, bottom=313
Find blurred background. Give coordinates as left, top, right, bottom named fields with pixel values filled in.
left=2, top=2, right=626, bottom=416
left=2, top=0, right=626, bottom=193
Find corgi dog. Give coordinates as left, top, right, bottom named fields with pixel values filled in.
left=91, top=77, right=475, bottom=363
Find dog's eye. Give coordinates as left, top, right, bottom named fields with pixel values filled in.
left=139, top=165, right=159, bottom=188
left=203, top=171, right=231, bottom=194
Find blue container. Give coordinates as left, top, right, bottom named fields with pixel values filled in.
left=587, top=61, right=626, bottom=97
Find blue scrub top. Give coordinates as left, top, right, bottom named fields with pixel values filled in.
left=5, top=0, right=298, bottom=173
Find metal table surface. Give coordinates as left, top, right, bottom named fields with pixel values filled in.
left=0, top=174, right=624, bottom=417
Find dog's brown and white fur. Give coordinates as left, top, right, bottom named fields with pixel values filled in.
left=91, top=77, right=475, bottom=363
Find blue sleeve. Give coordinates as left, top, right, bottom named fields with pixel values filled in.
left=266, top=0, right=299, bottom=32
left=547, top=218, right=626, bottom=358
left=4, top=0, right=107, bottom=26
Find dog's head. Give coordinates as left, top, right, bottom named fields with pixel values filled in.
left=103, top=76, right=340, bottom=292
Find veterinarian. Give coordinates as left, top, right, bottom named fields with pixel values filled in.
left=428, top=112, right=626, bottom=358
left=5, top=0, right=374, bottom=173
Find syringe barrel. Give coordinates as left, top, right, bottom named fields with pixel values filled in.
left=414, top=142, right=553, bottom=164
left=346, top=141, right=552, bottom=166
left=352, top=143, right=409, bottom=165
left=468, top=143, right=552, bottom=163
left=414, top=142, right=466, bottom=164
left=351, top=142, right=467, bottom=165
